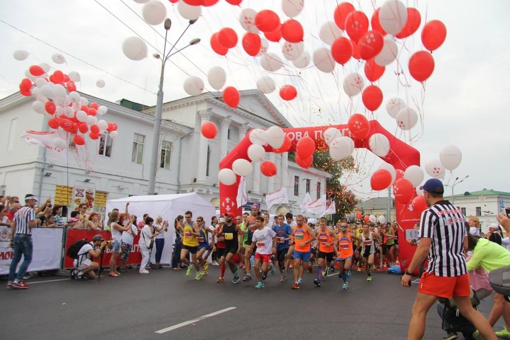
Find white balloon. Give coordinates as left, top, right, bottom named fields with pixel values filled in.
left=40, top=85, right=54, bottom=99
left=375, top=36, right=398, bottom=66
left=53, top=138, right=67, bottom=149
left=232, top=159, right=253, bottom=176
left=52, top=84, right=66, bottom=98
left=266, top=126, right=285, bottom=149
left=96, top=80, right=105, bottom=88
left=24, top=70, right=37, bottom=82
left=76, top=110, right=88, bottom=122
left=133, top=0, right=149, bottom=3
left=183, top=76, right=204, bottom=96
left=208, top=66, right=226, bottom=90
left=343, top=73, right=364, bottom=97
left=282, top=41, right=304, bottom=61
left=39, top=63, right=51, bottom=73
left=68, top=71, right=81, bottom=82
left=319, top=21, right=343, bottom=45
left=97, top=120, right=108, bottom=130
left=323, top=127, right=341, bottom=146
left=292, top=51, right=310, bottom=68
left=55, top=106, right=64, bottom=117
left=110, top=131, right=119, bottom=139
left=32, top=101, right=45, bottom=114
left=249, top=129, right=268, bottom=145
left=282, top=0, right=304, bottom=18
left=80, top=97, right=89, bottom=106
left=178, top=1, right=201, bottom=20
left=64, top=107, right=75, bottom=118
left=239, top=8, right=259, bottom=33
left=258, top=38, right=269, bottom=56
left=260, top=53, right=283, bottom=72
left=98, top=106, right=108, bottom=115
left=122, top=36, right=148, bottom=61
left=256, top=76, right=276, bottom=94
left=329, top=137, right=351, bottom=161
left=439, top=145, right=462, bottom=171
left=13, top=50, right=29, bottom=61
left=68, top=92, right=81, bottom=104
left=379, top=162, right=396, bottom=184
left=369, top=215, right=377, bottom=223
left=52, top=53, right=66, bottom=64
left=404, top=165, right=424, bottom=187
left=218, top=168, right=237, bottom=185
left=142, top=0, right=166, bottom=25
left=247, top=144, right=266, bottom=162
left=369, top=133, right=390, bottom=157
left=379, top=0, right=408, bottom=35
left=87, top=116, right=98, bottom=126
left=396, top=107, right=418, bottom=130
left=425, top=159, right=445, bottom=179
left=313, top=48, right=335, bottom=73
left=35, top=79, right=48, bottom=89
left=378, top=215, right=387, bottom=224
left=344, top=136, right=355, bottom=154
left=386, top=97, right=406, bottom=119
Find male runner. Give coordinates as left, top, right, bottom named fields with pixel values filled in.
left=221, top=212, right=244, bottom=284
left=212, top=218, right=227, bottom=283
left=291, top=215, right=316, bottom=289
left=249, top=216, right=277, bottom=289
left=272, top=214, right=292, bottom=282
left=360, top=223, right=381, bottom=281
left=243, top=203, right=261, bottom=282
left=337, top=221, right=360, bottom=289
left=314, top=217, right=336, bottom=288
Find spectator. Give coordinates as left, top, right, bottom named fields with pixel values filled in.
left=119, top=215, right=138, bottom=272
left=468, top=216, right=482, bottom=236
left=41, top=215, right=58, bottom=228
left=0, top=204, right=11, bottom=226
left=138, top=213, right=149, bottom=229
left=139, top=217, right=155, bottom=274
left=108, top=211, right=133, bottom=277
left=86, top=212, right=103, bottom=231
left=73, top=234, right=107, bottom=280
left=52, top=205, right=65, bottom=227
left=153, top=216, right=168, bottom=269
left=488, top=223, right=502, bottom=245
left=172, top=215, right=184, bottom=270
left=6, top=196, right=20, bottom=221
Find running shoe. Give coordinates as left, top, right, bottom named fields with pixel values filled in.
left=6, top=282, right=12, bottom=289
left=313, top=279, right=321, bottom=287
left=270, top=264, right=275, bottom=275
left=495, top=328, right=510, bottom=339
left=322, top=270, right=327, bottom=277
left=194, top=272, right=203, bottom=281
left=232, top=275, right=240, bottom=284
left=242, top=275, right=252, bottom=282
left=412, top=279, right=420, bottom=284
left=186, top=266, right=193, bottom=276
left=367, top=275, right=372, bottom=281
left=291, top=283, right=300, bottom=289
left=255, top=282, right=265, bottom=289
left=12, top=280, right=29, bottom=289
left=442, top=332, right=458, bottom=340
left=217, top=277, right=224, bottom=283
left=297, top=277, right=302, bottom=285
left=342, top=282, right=348, bottom=290
left=357, top=268, right=362, bottom=272
left=233, top=266, right=239, bottom=279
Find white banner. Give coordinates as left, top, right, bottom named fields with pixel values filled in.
left=0, top=227, right=63, bottom=275
left=300, top=192, right=312, bottom=214
left=21, top=130, right=68, bottom=163
left=321, top=201, right=336, bottom=217
left=307, top=194, right=327, bottom=215
left=265, top=187, right=289, bottom=210
left=236, top=176, right=248, bottom=208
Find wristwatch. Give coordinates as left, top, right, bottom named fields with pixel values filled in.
left=405, top=270, right=412, bottom=276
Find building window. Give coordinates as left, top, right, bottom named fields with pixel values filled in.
left=160, top=141, right=172, bottom=169
left=132, top=133, right=145, bottom=164
left=305, top=179, right=310, bottom=193
left=98, top=133, right=113, bottom=157
left=461, top=207, right=466, bottom=215
left=227, top=128, right=231, bottom=140
left=294, top=176, right=299, bottom=196
left=206, top=145, right=211, bottom=176
left=476, top=207, right=481, bottom=216
left=317, top=181, right=321, bottom=199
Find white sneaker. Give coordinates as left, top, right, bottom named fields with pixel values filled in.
left=139, top=270, right=150, bottom=274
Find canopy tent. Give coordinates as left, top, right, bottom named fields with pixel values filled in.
left=106, top=193, right=216, bottom=265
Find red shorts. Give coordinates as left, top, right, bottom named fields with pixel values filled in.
left=418, top=272, right=471, bottom=299
left=254, top=253, right=272, bottom=263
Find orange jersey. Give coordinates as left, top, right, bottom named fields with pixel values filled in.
left=317, top=230, right=334, bottom=253
left=337, top=233, right=353, bottom=258
left=294, top=226, right=311, bottom=252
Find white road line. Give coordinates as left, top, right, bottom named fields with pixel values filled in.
left=155, top=307, right=237, bottom=334
left=29, top=278, right=71, bottom=284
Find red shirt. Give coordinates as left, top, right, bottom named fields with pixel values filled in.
left=6, top=212, right=14, bottom=221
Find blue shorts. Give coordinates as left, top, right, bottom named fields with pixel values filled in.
left=337, top=256, right=352, bottom=262
left=198, top=243, right=211, bottom=251
left=112, top=240, right=121, bottom=253
left=293, top=250, right=311, bottom=262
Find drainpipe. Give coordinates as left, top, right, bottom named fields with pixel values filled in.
left=176, top=130, right=194, bottom=193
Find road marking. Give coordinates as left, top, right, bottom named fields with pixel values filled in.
left=29, top=278, right=71, bottom=284
left=155, top=307, right=237, bottom=334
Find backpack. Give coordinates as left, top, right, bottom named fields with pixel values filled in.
left=489, top=265, right=510, bottom=297
left=67, top=239, right=90, bottom=259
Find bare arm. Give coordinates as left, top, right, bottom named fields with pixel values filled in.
left=406, top=237, right=431, bottom=274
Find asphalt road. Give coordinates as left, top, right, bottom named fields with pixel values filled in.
left=0, top=266, right=505, bottom=340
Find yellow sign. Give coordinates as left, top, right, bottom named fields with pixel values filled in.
left=54, top=185, right=73, bottom=206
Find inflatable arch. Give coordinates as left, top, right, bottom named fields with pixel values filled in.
left=219, top=119, right=421, bottom=272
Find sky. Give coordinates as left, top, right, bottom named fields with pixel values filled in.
left=1, top=0, right=509, bottom=200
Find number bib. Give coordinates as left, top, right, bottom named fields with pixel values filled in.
left=256, top=242, right=265, bottom=248
left=185, top=232, right=193, bottom=239
left=295, top=233, right=304, bottom=240
left=277, top=237, right=285, bottom=243
left=225, top=233, right=234, bottom=241
left=198, top=237, right=205, bottom=243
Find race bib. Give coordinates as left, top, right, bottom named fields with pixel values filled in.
left=277, top=237, right=285, bottom=244
left=217, top=236, right=225, bottom=242
left=256, top=242, right=265, bottom=248
left=295, top=234, right=304, bottom=240
left=225, top=233, right=234, bottom=240
left=363, top=240, right=372, bottom=246
left=340, top=244, right=349, bottom=250
left=185, top=232, right=193, bottom=239
left=198, top=237, right=205, bottom=243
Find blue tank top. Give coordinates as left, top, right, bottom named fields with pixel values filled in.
left=198, top=226, right=208, bottom=246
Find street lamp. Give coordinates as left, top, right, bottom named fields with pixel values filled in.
left=449, top=175, right=469, bottom=204
left=148, top=18, right=200, bottom=195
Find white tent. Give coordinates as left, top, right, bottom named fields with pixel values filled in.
left=106, top=193, right=216, bottom=265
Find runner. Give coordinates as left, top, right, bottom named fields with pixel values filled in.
left=243, top=203, right=261, bottom=282
left=337, top=221, right=360, bottom=290
left=272, top=214, right=292, bottom=282
left=360, top=223, right=381, bottom=281
left=212, top=218, right=227, bottom=283
left=314, top=217, right=336, bottom=288
left=249, top=216, right=277, bottom=289
left=221, top=212, right=244, bottom=284
left=196, top=216, right=213, bottom=275
left=291, top=215, right=316, bottom=289
left=238, top=213, right=249, bottom=273
left=181, top=211, right=202, bottom=281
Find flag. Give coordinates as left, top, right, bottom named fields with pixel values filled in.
left=236, top=176, right=248, bottom=207
left=300, top=192, right=312, bottom=214
left=307, top=194, right=327, bottom=215
left=265, top=187, right=289, bottom=210
left=20, top=130, right=68, bottom=163
left=321, top=201, right=336, bottom=217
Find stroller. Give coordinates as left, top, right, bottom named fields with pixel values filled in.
left=436, top=288, right=480, bottom=340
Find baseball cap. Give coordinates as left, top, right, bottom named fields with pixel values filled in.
left=219, top=217, right=225, bottom=223
left=224, top=212, right=234, bottom=218
left=92, top=234, right=103, bottom=241
left=68, top=218, right=78, bottom=222
left=251, top=203, right=260, bottom=209
left=420, top=178, right=444, bottom=194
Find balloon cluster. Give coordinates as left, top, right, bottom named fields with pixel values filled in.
left=355, top=211, right=387, bottom=225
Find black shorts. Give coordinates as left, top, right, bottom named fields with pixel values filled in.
left=363, top=249, right=374, bottom=258
left=183, top=245, right=198, bottom=254
left=318, top=251, right=334, bottom=262
left=225, top=243, right=239, bottom=255
left=277, top=248, right=289, bottom=264
left=216, top=247, right=226, bottom=259
left=386, top=244, right=394, bottom=250
left=245, top=230, right=254, bottom=245
left=382, top=244, right=387, bottom=255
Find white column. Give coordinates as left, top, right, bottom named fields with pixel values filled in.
left=237, top=124, right=248, bottom=141
left=196, top=109, right=213, bottom=184
left=220, top=117, right=231, bottom=160
left=281, top=152, right=289, bottom=188
left=267, top=152, right=276, bottom=193
left=252, top=161, right=261, bottom=194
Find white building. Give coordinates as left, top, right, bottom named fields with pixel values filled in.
left=0, top=90, right=330, bottom=217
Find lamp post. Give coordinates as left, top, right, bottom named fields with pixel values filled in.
left=450, top=175, right=469, bottom=204
left=147, top=18, right=200, bottom=195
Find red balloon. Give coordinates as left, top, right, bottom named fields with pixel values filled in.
left=421, top=20, right=447, bottom=52
left=364, top=215, right=370, bottom=223
left=393, top=178, right=414, bottom=204
left=371, top=169, right=392, bottom=191
left=53, top=70, right=64, bottom=83
left=348, top=113, right=370, bottom=140
left=106, top=122, right=116, bottom=132
left=88, top=108, right=97, bottom=117
left=66, top=81, right=76, bottom=92
left=69, top=123, right=78, bottom=134
left=358, top=30, right=384, bottom=60
left=371, top=8, right=387, bottom=36
left=264, top=25, right=282, bottom=42
left=274, top=135, right=292, bottom=153
left=345, top=11, right=369, bottom=42
left=90, top=124, right=100, bottom=134
left=202, top=0, right=219, bottom=6
left=281, top=19, right=304, bottom=43
left=45, top=101, right=56, bottom=114
left=409, top=51, right=435, bottom=82
left=201, top=121, right=218, bottom=139
left=260, top=161, right=277, bottom=177
left=333, top=2, right=355, bottom=30
left=183, top=0, right=202, bottom=4
left=242, top=32, right=261, bottom=56
left=210, top=33, right=228, bottom=56
left=59, top=118, right=73, bottom=132
left=351, top=39, right=361, bottom=60
left=362, top=85, right=383, bottom=111
left=63, top=74, right=70, bottom=82
left=295, top=154, right=313, bottom=168
left=20, top=90, right=31, bottom=97
left=48, top=118, right=59, bottom=129
left=218, top=28, right=238, bottom=49
left=279, top=85, right=297, bottom=101
left=395, top=169, right=405, bottom=181
left=79, top=123, right=89, bottom=134
left=364, top=59, right=385, bottom=82
left=255, top=10, right=280, bottom=33
left=89, top=132, right=100, bottom=140
left=356, top=212, right=362, bottom=220
left=29, top=65, right=44, bottom=77
left=169, top=0, right=178, bottom=3
left=81, top=105, right=89, bottom=114
left=73, top=135, right=85, bottom=146
left=223, top=86, right=240, bottom=108
left=396, top=8, right=421, bottom=39
left=89, top=102, right=99, bottom=110
left=296, top=136, right=315, bottom=159
left=412, top=195, right=428, bottom=214
left=331, top=37, right=352, bottom=65
left=225, top=0, right=242, bottom=4
left=20, top=78, right=32, bottom=92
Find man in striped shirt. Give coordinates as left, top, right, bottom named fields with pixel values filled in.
left=401, top=179, right=496, bottom=340
left=7, top=194, right=41, bottom=289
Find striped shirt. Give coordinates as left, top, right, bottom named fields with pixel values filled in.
left=419, top=200, right=467, bottom=277
left=14, top=206, right=35, bottom=235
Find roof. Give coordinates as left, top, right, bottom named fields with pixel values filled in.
left=357, top=197, right=394, bottom=211
left=453, top=189, right=510, bottom=198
